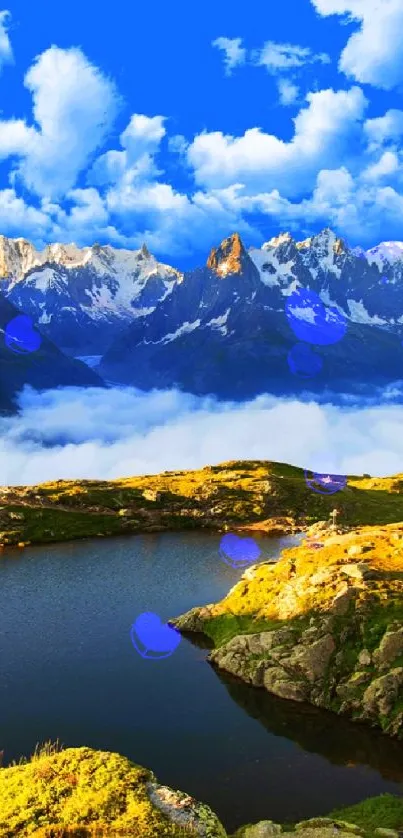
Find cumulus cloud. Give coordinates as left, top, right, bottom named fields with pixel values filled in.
left=311, top=0, right=403, bottom=90
left=0, top=188, right=52, bottom=240
left=212, top=37, right=246, bottom=76
left=186, top=86, right=367, bottom=196
left=88, top=114, right=166, bottom=188
left=361, top=151, right=400, bottom=182
left=0, top=24, right=403, bottom=260
left=3, top=46, right=121, bottom=199
left=0, top=10, right=13, bottom=71
left=364, top=109, right=403, bottom=149
left=1, top=386, right=403, bottom=486
left=245, top=164, right=403, bottom=246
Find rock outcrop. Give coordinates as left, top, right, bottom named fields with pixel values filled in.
left=172, top=522, right=403, bottom=740
left=0, top=745, right=226, bottom=837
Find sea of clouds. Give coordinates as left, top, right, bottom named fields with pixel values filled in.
left=1, top=385, right=403, bottom=486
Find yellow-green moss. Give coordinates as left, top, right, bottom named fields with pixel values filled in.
left=0, top=743, right=202, bottom=837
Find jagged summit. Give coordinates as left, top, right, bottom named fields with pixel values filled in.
left=206, top=232, right=248, bottom=277
left=262, top=231, right=294, bottom=250
left=0, top=234, right=183, bottom=355
left=139, top=242, right=151, bottom=259
left=0, top=234, right=177, bottom=282
left=296, top=227, right=347, bottom=255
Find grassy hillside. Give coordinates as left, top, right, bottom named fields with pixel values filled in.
left=1, top=460, right=403, bottom=547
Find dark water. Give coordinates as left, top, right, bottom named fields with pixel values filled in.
left=1, top=531, right=403, bottom=833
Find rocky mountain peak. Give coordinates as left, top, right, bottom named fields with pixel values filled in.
left=0, top=235, right=40, bottom=279
left=262, top=231, right=294, bottom=250
left=139, top=243, right=151, bottom=259
left=296, top=227, right=346, bottom=256
left=366, top=240, right=403, bottom=266
left=206, top=232, right=247, bottom=277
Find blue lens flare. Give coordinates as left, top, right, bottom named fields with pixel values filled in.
left=130, top=611, right=181, bottom=660
left=219, top=533, right=261, bottom=568
left=304, top=470, right=347, bottom=495
left=285, top=287, right=347, bottom=346
left=4, top=315, right=42, bottom=354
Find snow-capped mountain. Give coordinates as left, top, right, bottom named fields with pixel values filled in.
left=0, top=236, right=183, bottom=354
left=98, top=228, right=403, bottom=399
left=4, top=226, right=403, bottom=401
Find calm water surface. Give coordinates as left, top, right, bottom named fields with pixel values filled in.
left=1, top=530, right=403, bottom=833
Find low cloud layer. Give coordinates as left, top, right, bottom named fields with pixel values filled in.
left=1, top=386, right=403, bottom=486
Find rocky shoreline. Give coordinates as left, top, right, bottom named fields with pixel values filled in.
left=172, top=521, right=403, bottom=741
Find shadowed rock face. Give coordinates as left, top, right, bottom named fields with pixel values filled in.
left=0, top=294, right=105, bottom=415
left=173, top=523, right=403, bottom=740
left=99, top=227, right=403, bottom=401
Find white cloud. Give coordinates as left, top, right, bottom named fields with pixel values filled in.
left=0, top=119, right=36, bottom=158
left=277, top=79, right=300, bottom=106
left=186, top=86, right=367, bottom=196
left=364, top=109, right=403, bottom=149
left=0, top=188, right=52, bottom=239
left=168, top=134, right=189, bottom=155
left=2, top=46, right=121, bottom=199
left=248, top=165, right=403, bottom=247
left=0, top=26, right=402, bottom=260
left=255, top=41, right=330, bottom=72
left=88, top=114, right=166, bottom=188
left=212, top=36, right=246, bottom=76
left=311, top=0, right=403, bottom=90
left=1, top=385, right=403, bottom=485
left=361, top=151, right=400, bottom=182
left=0, top=10, right=13, bottom=71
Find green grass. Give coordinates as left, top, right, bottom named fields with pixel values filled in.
left=203, top=612, right=312, bottom=648
left=2, top=506, right=131, bottom=544
left=2, top=458, right=403, bottom=547
left=327, top=793, right=403, bottom=836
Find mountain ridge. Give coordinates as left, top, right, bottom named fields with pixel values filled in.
left=3, top=227, right=403, bottom=399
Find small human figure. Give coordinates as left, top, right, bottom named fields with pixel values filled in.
left=330, top=508, right=339, bottom=531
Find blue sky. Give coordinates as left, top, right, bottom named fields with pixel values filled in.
left=1, top=0, right=403, bottom=268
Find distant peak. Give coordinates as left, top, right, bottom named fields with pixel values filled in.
left=296, top=227, right=346, bottom=255
left=366, top=241, right=403, bottom=264
left=262, top=232, right=293, bottom=250
left=139, top=243, right=151, bottom=259
left=206, top=232, right=247, bottom=277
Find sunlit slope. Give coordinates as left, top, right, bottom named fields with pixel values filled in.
left=0, top=459, right=403, bottom=546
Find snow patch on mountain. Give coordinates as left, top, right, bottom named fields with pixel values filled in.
left=249, top=247, right=295, bottom=287
left=366, top=241, right=403, bottom=269
left=347, top=299, right=387, bottom=325
left=262, top=232, right=293, bottom=249
left=143, top=319, right=202, bottom=346
left=205, top=308, right=231, bottom=335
